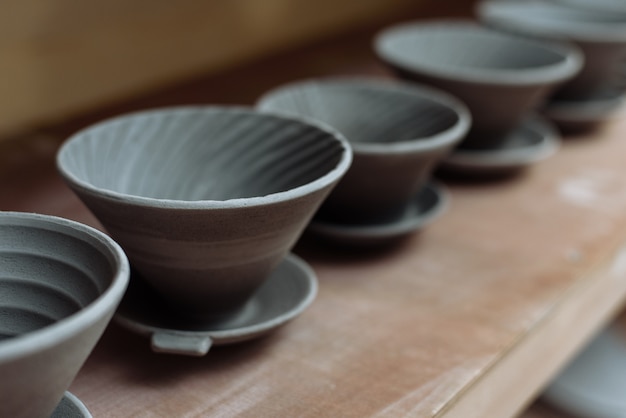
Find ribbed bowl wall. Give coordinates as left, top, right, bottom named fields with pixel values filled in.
left=257, top=80, right=461, bottom=145
left=0, top=223, right=111, bottom=340
left=59, top=107, right=346, bottom=201
left=479, top=1, right=626, bottom=33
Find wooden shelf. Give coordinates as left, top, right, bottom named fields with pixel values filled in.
left=2, top=4, right=626, bottom=417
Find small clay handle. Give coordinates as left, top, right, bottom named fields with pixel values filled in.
left=150, top=332, right=212, bottom=356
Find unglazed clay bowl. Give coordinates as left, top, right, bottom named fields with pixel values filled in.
left=0, top=211, right=129, bottom=418
left=374, top=19, right=582, bottom=149
left=57, top=106, right=351, bottom=319
left=555, top=0, right=626, bottom=16
left=257, top=77, right=470, bottom=225
left=477, top=0, right=626, bottom=101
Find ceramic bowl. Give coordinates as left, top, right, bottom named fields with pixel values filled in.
left=257, top=77, right=470, bottom=225
left=57, top=106, right=351, bottom=319
left=555, top=0, right=626, bottom=16
left=374, top=19, right=582, bottom=149
left=477, top=0, right=626, bottom=100
left=0, top=211, right=129, bottom=418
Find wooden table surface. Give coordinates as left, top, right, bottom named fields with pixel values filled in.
left=2, top=8, right=626, bottom=417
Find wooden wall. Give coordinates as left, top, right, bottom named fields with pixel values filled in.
left=1, top=0, right=441, bottom=138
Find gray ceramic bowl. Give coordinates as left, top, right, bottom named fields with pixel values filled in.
left=374, top=19, right=582, bottom=149
left=257, top=77, right=470, bottom=225
left=57, top=106, right=351, bottom=319
left=477, top=0, right=626, bottom=100
left=0, top=211, right=129, bottom=418
left=555, top=0, right=626, bottom=16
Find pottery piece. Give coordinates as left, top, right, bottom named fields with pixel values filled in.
left=257, top=77, right=469, bottom=226
left=307, top=182, right=448, bottom=247
left=542, top=323, right=626, bottom=418
left=374, top=19, right=582, bottom=149
left=115, top=253, right=317, bottom=356
left=0, top=211, right=129, bottom=418
left=542, top=88, right=626, bottom=132
left=555, top=0, right=626, bottom=16
left=477, top=0, right=626, bottom=101
left=52, top=393, right=92, bottom=418
left=57, top=106, right=351, bottom=319
left=440, top=114, right=560, bottom=176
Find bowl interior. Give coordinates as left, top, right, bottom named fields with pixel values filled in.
left=258, top=81, right=462, bottom=146
left=59, top=108, right=346, bottom=201
left=0, top=220, right=115, bottom=340
left=376, top=21, right=572, bottom=78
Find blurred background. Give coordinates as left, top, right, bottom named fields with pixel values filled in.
left=0, top=0, right=477, bottom=140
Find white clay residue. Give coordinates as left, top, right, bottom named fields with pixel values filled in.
left=558, top=170, right=626, bottom=213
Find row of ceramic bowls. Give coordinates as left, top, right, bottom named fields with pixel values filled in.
left=3, top=0, right=626, bottom=417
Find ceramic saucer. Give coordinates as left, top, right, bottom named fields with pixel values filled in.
left=114, top=253, right=318, bottom=356
left=440, top=115, right=559, bottom=176
left=51, top=392, right=92, bottom=418
left=543, top=89, right=625, bottom=132
left=542, top=323, right=626, bottom=418
left=306, top=182, right=447, bottom=247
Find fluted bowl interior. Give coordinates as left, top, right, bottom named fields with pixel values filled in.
left=57, top=107, right=349, bottom=204
left=257, top=78, right=469, bottom=150
left=374, top=20, right=582, bottom=85
left=477, top=0, right=626, bottom=42
left=0, top=212, right=129, bottom=342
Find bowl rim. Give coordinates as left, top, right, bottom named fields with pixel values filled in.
left=477, top=0, right=626, bottom=44
left=256, top=76, right=471, bottom=155
left=0, top=211, right=130, bottom=361
left=56, top=106, right=353, bottom=210
left=373, top=19, right=584, bottom=86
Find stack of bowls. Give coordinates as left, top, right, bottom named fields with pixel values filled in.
left=374, top=19, right=582, bottom=175
left=476, top=0, right=626, bottom=132
left=257, top=77, right=470, bottom=246
left=57, top=106, right=352, bottom=356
